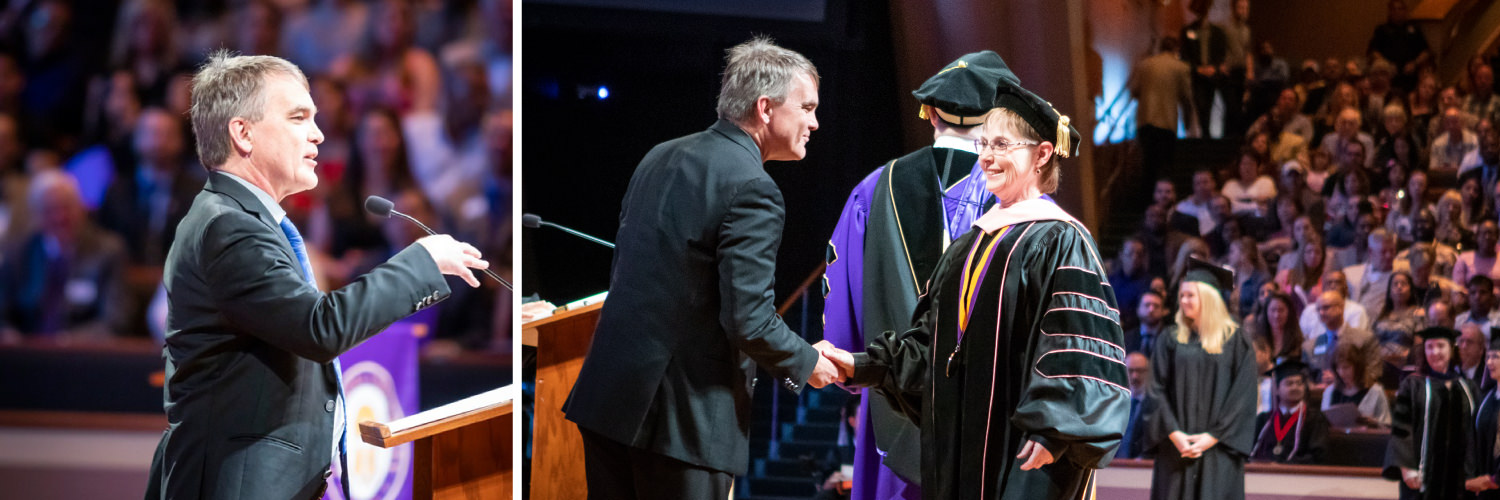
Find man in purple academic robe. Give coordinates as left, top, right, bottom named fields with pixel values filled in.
left=822, top=50, right=1018, bottom=500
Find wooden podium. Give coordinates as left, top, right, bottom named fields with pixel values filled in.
left=359, top=385, right=516, bottom=499
left=522, top=301, right=603, bottom=500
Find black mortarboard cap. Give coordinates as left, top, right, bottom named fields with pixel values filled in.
left=1267, top=359, right=1311, bottom=383
left=1182, top=256, right=1234, bottom=297
left=991, top=72, right=1084, bottom=158
left=1418, top=326, right=1459, bottom=344
left=912, top=50, right=1021, bottom=127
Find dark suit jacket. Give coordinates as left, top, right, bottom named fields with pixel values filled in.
left=563, top=119, right=819, bottom=475
left=145, top=172, right=450, bottom=499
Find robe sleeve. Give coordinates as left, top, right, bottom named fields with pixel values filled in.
left=1209, top=331, right=1260, bottom=457
left=847, top=287, right=934, bottom=425
left=1011, top=223, right=1132, bottom=468
left=1383, top=376, right=1419, bottom=480
left=821, top=169, right=881, bottom=352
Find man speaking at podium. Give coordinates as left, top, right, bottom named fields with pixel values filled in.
left=563, top=36, right=844, bottom=499
left=145, top=51, right=488, bottom=500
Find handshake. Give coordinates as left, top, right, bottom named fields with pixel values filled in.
left=807, top=340, right=856, bottom=388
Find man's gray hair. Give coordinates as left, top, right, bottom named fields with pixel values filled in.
left=715, top=36, right=819, bottom=123
left=189, top=50, right=308, bottom=169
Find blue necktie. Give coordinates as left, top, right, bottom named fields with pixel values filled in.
left=278, top=218, right=347, bottom=475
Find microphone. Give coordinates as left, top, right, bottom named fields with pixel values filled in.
left=365, top=196, right=512, bottom=290
left=520, top=213, right=616, bottom=249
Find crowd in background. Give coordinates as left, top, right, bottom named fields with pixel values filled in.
left=0, top=0, right=513, bottom=353
left=1116, top=0, right=1498, bottom=470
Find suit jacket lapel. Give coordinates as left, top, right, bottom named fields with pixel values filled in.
left=203, top=172, right=300, bottom=265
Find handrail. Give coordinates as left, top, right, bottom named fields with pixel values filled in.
left=776, top=262, right=828, bottom=316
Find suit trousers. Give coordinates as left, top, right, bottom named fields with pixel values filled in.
left=580, top=427, right=732, bottom=500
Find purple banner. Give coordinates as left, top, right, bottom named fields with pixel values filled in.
left=324, top=321, right=422, bottom=500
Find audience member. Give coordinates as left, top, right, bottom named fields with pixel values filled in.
left=0, top=170, right=126, bottom=342
left=1372, top=104, right=1422, bottom=172
left=1458, top=275, right=1500, bottom=333
left=1304, top=288, right=1379, bottom=385
left=1465, top=64, right=1500, bottom=124
left=1319, top=107, right=1376, bottom=171
left=1118, top=352, right=1156, bottom=459
left=1431, top=107, right=1480, bottom=180
left=1458, top=324, right=1494, bottom=393
left=1179, top=0, right=1228, bottom=139
left=1329, top=212, right=1377, bottom=271
left=1175, top=169, right=1219, bottom=237
left=1138, top=204, right=1190, bottom=278
left=1112, top=238, right=1154, bottom=332
left=1226, top=236, right=1270, bottom=318
left=1387, top=169, right=1427, bottom=244
left=1248, top=291, right=1306, bottom=367
left=1367, top=0, right=1431, bottom=91
left=1130, top=36, right=1196, bottom=177
left=1223, top=151, right=1276, bottom=215
left=1323, top=340, right=1393, bottom=428
left=1345, top=228, right=1396, bottom=317
left=1462, top=118, right=1500, bottom=202
left=1131, top=290, right=1171, bottom=355
left=1278, top=232, right=1328, bottom=307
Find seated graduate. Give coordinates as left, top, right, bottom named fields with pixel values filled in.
left=1252, top=359, right=1331, bottom=464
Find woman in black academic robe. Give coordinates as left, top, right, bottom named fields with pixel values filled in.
left=1385, top=326, right=1477, bottom=500
left=1469, top=337, right=1500, bottom=499
left=1146, top=259, right=1258, bottom=500
left=845, top=82, right=1131, bottom=500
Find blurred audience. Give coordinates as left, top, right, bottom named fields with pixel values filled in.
left=0, top=0, right=509, bottom=350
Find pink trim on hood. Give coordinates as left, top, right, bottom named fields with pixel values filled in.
left=973, top=197, right=1077, bottom=233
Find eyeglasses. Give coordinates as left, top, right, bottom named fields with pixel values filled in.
left=974, top=138, right=1039, bottom=156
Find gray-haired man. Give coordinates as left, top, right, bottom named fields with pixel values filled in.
left=563, top=36, right=841, bottom=498
left=146, top=51, right=486, bottom=499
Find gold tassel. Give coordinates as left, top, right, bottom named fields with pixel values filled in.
left=1056, top=115, right=1071, bottom=158
left=918, top=104, right=928, bottom=120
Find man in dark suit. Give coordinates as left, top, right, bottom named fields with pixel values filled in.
left=563, top=36, right=842, bottom=499
left=145, top=51, right=487, bottom=500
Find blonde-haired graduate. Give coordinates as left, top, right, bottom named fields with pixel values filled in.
left=1146, top=257, right=1258, bottom=500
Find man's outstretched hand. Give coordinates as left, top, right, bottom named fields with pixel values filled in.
left=813, top=340, right=855, bottom=379
left=417, top=235, right=488, bottom=288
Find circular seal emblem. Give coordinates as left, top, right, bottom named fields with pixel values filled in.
left=328, top=360, right=412, bottom=500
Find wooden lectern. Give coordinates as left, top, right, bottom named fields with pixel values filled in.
left=522, top=301, right=602, bottom=500
left=359, top=385, right=516, bottom=499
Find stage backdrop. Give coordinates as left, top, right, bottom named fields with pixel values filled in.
left=324, top=321, right=424, bottom=500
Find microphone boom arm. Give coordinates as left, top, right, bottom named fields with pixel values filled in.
left=392, top=209, right=513, bottom=290
left=539, top=221, right=616, bottom=249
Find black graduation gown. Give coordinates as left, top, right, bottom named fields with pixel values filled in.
left=1384, top=373, right=1478, bottom=500
left=1474, top=389, right=1500, bottom=500
left=1146, top=325, right=1258, bottom=500
left=851, top=215, right=1131, bottom=500
left=1250, top=405, right=1330, bottom=464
